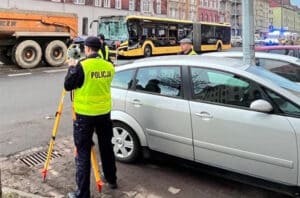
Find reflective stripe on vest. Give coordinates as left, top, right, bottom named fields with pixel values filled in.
left=98, top=45, right=109, bottom=60
left=73, top=57, right=115, bottom=116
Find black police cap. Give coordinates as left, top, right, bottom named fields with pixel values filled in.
left=84, top=36, right=101, bottom=48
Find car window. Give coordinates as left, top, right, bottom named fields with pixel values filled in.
left=256, top=58, right=300, bottom=83
left=265, top=89, right=300, bottom=117
left=111, top=69, right=135, bottom=89
left=191, top=68, right=264, bottom=108
left=135, top=66, right=182, bottom=97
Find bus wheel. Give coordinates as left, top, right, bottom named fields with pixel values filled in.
left=44, top=40, right=67, bottom=67
left=217, top=44, right=222, bottom=52
left=13, top=40, right=42, bottom=69
left=144, top=45, right=152, bottom=57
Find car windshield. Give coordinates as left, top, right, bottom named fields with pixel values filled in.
left=99, top=16, right=129, bottom=41
left=247, top=66, right=300, bottom=96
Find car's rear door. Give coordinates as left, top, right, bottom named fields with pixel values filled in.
left=189, top=67, right=298, bottom=185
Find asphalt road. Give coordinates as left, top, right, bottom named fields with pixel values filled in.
left=0, top=54, right=291, bottom=197
left=0, top=66, right=72, bottom=157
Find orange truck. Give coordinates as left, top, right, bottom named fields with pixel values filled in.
left=0, top=9, right=78, bottom=68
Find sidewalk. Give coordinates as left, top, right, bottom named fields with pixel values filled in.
left=0, top=136, right=144, bottom=198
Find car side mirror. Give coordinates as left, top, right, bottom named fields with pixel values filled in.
left=250, top=99, right=273, bottom=113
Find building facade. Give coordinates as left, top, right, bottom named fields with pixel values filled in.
left=220, top=0, right=242, bottom=36
left=254, top=0, right=270, bottom=36
left=269, top=0, right=300, bottom=34
left=167, top=0, right=198, bottom=21
left=199, top=0, right=220, bottom=22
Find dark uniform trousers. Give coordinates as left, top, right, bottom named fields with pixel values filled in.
left=73, top=113, right=117, bottom=198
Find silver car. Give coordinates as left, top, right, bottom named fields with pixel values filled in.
left=202, top=51, right=300, bottom=83
left=110, top=55, right=300, bottom=192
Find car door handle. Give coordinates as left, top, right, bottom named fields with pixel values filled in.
left=195, top=112, right=213, bottom=119
left=130, top=99, right=142, bottom=106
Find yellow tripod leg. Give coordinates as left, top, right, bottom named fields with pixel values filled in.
left=42, top=89, right=66, bottom=181
left=91, top=146, right=104, bottom=192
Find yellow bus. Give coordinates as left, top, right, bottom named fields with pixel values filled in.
left=97, top=15, right=231, bottom=57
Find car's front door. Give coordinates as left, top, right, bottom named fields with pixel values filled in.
left=125, top=66, right=194, bottom=160
left=189, top=67, right=298, bottom=185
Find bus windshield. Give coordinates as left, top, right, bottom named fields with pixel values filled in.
left=99, top=16, right=129, bottom=41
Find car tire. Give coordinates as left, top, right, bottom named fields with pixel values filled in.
left=44, top=40, right=67, bottom=67
left=112, top=122, right=141, bottom=163
left=13, top=40, right=42, bottom=69
left=144, top=45, right=152, bottom=57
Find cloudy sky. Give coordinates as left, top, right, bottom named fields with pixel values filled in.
left=290, top=0, right=300, bottom=7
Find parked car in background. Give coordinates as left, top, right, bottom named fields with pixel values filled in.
left=231, top=35, right=242, bottom=47
left=254, top=35, right=264, bottom=45
left=202, top=51, right=300, bottom=83
left=255, top=45, right=300, bottom=58
left=111, top=55, right=300, bottom=196
left=263, top=38, right=279, bottom=46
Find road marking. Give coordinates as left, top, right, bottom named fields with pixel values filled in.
left=8, top=73, right=32, bottom=77
left=43, top=69, right=67, bottom=73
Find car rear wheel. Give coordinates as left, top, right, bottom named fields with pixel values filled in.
left=112, top=122, right=140, bottom=163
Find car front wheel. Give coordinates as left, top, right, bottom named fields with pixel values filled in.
left=112, top=122, right=140, bottom=163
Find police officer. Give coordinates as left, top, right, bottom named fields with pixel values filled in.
left=98, top=33, right=112, bottom=63
left=178, top=38, right=197, bottom=55
left=65, top=36, right=117, bottom=198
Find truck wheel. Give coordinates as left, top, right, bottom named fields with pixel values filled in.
left=13, top=40, right=42, bottom=69
left=44, top=40, right=67, bottom=67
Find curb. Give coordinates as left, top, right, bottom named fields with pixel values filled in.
left=2, top=187, right=48, bottom=198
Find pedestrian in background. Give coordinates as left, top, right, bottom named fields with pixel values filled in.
left=178, top=38, right=197, bottom=55
left=98, top=33, right=112, bottom=63
left=64, top=36, right=117, bottom=198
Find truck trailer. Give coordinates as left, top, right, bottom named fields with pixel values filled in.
left=0, top=9, right=78, bottom=68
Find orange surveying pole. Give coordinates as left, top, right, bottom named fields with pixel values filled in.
left=91, top=146, right=104, bottom=192
left=42, top=89, right=67, bottom=181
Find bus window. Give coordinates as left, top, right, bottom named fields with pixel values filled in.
left=201, top=24, right=216, bottom=45
left=178, top=24, right=193, bottom=41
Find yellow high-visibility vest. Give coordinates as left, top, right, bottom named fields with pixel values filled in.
left=98, top=45, right=110, bottom=61
left=74, top=57, right=115, bottom=116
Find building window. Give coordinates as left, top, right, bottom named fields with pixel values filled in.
left=95, top=0, right=102, bottom=7
left=170, top=7, right=177, bottom=18
left=115, top=0, right=121, bottom=9
left=156, top=0, right=161, bottom=14
left=129, top=0, right=135, bottom=11
left=74, top=0, right=85, bottom=4
left=82, top=17, right=88, bottom=35
left=103, top=0, right=111, bottom=8
left=141, top=0, right=151, bottom=13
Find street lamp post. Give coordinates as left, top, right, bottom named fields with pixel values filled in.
left=281, top=0, right=283, bottom=36
left=242, top=0, right=255, bottom=65
left=235, top=0, right=237, bottom=36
